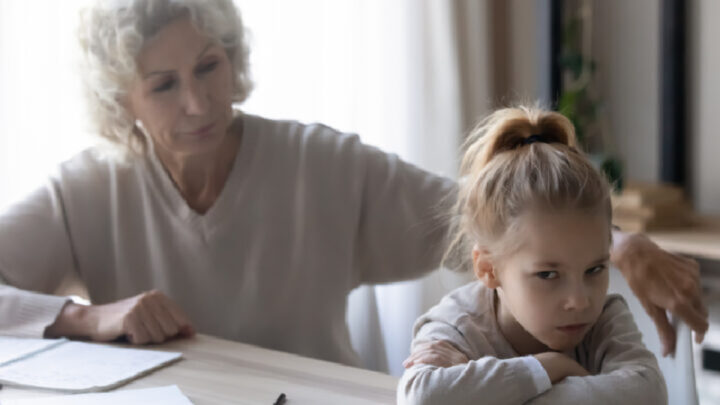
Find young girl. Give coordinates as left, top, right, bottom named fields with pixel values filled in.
left=397, top=107, right=667, bottom=404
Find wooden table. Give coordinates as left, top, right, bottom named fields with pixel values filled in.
left=646, top=217, right=720, bottom=261
left=0, top=335, right=398, bottom=404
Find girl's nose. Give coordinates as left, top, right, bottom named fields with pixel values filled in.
left=564, top=285, right=590, bottom=311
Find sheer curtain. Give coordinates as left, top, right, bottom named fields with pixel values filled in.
left=235, top=0, right=492, bottom=375
left=0, top=0, right=94, bottom=210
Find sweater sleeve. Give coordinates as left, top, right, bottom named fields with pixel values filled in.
left=397, top=321, right=552, bottom=405
left=528, top=296, right=668, bottom=405
left=352, top=139, right=457, bottom=285
left=0, top=179, right=75, bottom=337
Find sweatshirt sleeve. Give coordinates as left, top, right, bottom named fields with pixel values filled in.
left=397, top=321, right=552, bottom=405
left=351, top=138, right=457, bottom=285
left=0, top=179, right=75, bottom=337
left=528, top=296, right=667, bottom=405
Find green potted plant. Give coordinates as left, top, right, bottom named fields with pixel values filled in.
left=557, top=2, right=623, bottom=191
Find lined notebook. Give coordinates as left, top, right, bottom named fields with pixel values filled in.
left=0, top=337, right=182, bottom=393
left=3, top=385, right=193, bottom=404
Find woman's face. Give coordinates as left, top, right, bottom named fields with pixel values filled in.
left=127, top=17, right=235, bottom=157
left=492, top=209, right=611, bottom=353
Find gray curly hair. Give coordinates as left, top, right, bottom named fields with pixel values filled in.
left=77, top=0, right=252, bottom=154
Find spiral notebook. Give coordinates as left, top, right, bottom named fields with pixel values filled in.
left=0, top=336, right=182, bottom=393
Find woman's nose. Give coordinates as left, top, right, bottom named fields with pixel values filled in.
left=182, top=79, right=209, bottom=116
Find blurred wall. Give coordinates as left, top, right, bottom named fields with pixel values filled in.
left=492, top=0, right=661, bottom=185
left=592, top=0, right=660, bottom=185
left=688, top=0, right=720, bottom=215
left=495, top=0, right=720, bottom=216
left=489, top=0, right=540, bottom=105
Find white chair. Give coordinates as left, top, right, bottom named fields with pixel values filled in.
left=608, top=267, right=698, bottom=405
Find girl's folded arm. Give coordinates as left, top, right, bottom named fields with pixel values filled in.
left=397, top=321, right=552, bottom=405
left=398, top=355, right=553, bottom=405
left=527, top=296, right=668, bottom=405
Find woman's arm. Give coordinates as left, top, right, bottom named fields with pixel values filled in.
left=45, top=290, right=194, bottom=344
left=611, top=229, right=708, bottom=355
left=0, top=181, right=76, bottom=337
left=351, top=138, right=456, bottom=285
left=0, top=175, right=193, bottom=344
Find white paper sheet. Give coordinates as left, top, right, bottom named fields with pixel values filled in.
left=0, top=341, right=182, bottom=392
left=3, top=385, right=194, bottom=405
left=0, top=337, right=67, bottom=367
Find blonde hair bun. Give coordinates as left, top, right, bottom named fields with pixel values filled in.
left=443, top=105, right=611, bottom=268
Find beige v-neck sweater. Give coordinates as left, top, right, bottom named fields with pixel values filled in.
left=398, top=281, right=667, bottom=404
left=0, top=113, right=455, bottom=366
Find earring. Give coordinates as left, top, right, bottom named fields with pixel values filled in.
left=134, top=120, right=151, bottom=140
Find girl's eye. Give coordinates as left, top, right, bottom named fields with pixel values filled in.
left=536, top=271, right=558, bottom=280
left=153, top=79, right=174, bottom=93
left=197, top=61, right=218, bottom=74
left=586, top=265, right=607, bottom=275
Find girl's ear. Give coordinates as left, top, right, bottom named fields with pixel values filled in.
left=472, top=246, right=500, bottom=289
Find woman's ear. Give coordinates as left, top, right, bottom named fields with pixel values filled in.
left=472, top=246, right=500, bottom=289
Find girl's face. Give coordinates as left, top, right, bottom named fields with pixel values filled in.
left=478, top=208, right=611, bottom=353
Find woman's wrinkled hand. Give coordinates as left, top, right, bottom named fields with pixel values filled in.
left=46, top=290, right=195, bottom=345
left=402, top=340, right=469, bottom=369
left=612, top=231, right=708, bottom=356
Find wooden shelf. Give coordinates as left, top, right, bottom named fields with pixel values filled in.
left=646, top=216, right=720, bottom=261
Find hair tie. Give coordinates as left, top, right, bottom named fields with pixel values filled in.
left=522, top=134, right=552, bottom=146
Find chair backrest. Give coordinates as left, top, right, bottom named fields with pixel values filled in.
left=608, top=267, right=698, bottom=405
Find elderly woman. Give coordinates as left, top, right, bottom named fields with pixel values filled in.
left=0, top=0, right=707, bottom=367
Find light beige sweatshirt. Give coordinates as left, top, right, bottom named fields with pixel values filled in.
left=0, top=113, right=455, bottom=366
left=398, top=281, right=667, bottom=405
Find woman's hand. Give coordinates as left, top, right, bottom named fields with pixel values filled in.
left=402, top=340, right=469, bottom=368
left=611, top=231, right=709, bottom=356
left=533, top=352, right=589, bottom=383
left=45, top=290, right=194, bottom=344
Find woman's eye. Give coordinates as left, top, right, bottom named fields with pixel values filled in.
left=197, top=61, right=218, bottom=74
left=536, top=271, right=558, bottom=280
left=153, top=80, right=174, bottom=93
left=586, top=265, right=606, bottom=275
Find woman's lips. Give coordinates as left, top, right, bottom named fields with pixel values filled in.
left=556, top=323, right=588, bottom=334
left=187, top=122, right=216, bottom=137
